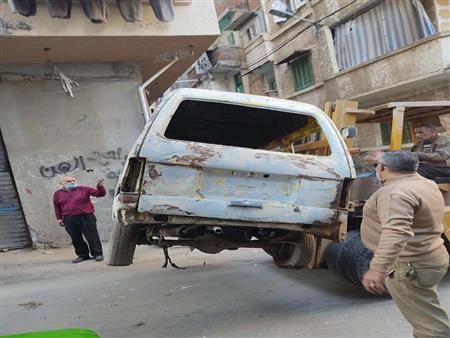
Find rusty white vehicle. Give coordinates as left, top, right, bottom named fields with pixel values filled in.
left=107, top=89, right=358, bottom=272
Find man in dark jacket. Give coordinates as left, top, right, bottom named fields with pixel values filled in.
left=53, top=176, right=106, bottom=263
left=412, top=123, right=450, bottom=179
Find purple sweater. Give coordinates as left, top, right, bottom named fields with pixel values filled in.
left=53, top=185, right=106, bottom=220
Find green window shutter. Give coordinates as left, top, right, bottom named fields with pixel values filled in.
left=227, top=32, right=236, bottom=46
left=292, top=54, right=314, bottom=91
left=218, top=11, right=234, bottom=32
left=234, top=74, right=244, bottom=93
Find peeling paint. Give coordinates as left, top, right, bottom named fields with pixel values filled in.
left=115, top=89, right=356, bottom=247
left=0, top=19, right=32, bottom=35
left=148, top=165, right=161, bottom=180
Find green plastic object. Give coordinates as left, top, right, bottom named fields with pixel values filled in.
left=1, top=328, right=100, bottom=338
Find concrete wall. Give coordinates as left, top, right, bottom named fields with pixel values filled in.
left=195, top=73, right=236, bottom=92
left=0, top=63, right=144, bottom=246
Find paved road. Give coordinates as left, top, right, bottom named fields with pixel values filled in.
left=2, top=245, right=449, bottom=337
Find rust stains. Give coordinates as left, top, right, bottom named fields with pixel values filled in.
left=1, top=19, right=32, bottom=36
left=148, top=164, right=161, bottom=180
left=167, top=144, right=218, bottom=166
left=152, top=205, right=194, bottom=215
left=329, top=180, right=344, bottom=209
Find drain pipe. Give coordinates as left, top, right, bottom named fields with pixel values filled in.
left=139, top=56, right=180, bottom=123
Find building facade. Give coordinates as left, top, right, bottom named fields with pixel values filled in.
left=0, top=0, right=219, bottom=248
left=182, top=0, right=449, bottom=151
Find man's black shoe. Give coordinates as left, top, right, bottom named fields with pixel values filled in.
left=94, top=255, right=104, bottom=262
left=72, top=256, right=90, bottom=264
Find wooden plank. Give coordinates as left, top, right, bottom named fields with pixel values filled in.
left=263, top=118, right=321, bottom=150
left=294, top=139, right=329, bottom=153
left=344, top=108, right=375, bottom=115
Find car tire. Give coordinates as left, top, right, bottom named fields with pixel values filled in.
left=106, top=221, right=140, bottom=266
left=326, top=230, right=373, bottom=286
left=270, top=234, right=317, bottom=269
left=444, top=235, right=450, bottom=253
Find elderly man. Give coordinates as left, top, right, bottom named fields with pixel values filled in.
left=361, top=151, right=450, bottom=337
left=53, top=176, right=106, bottom=263
left=412, top=123, right=450, bottom=180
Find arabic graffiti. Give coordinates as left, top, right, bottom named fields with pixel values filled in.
left=39, top=156, right=86, bottom=178
left=38, top=148, right=125, bottom=178
left=87, top=148, right=123, bottom=166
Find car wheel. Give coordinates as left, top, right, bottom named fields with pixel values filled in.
left=106, top=221, right=141, bottom=266
left=444, top=235, right=450, bottom=253
left=270, top=234, right=317, bottom=269
left=326, top=230, right=373, bottom=285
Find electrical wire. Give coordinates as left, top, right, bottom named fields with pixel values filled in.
left=240, top=0, right=358, bottom=76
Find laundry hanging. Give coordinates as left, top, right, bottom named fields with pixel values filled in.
left=150, top=0, right=174, bottom=22
left=117, top=0, right=143, bottom=22
left=81, top=0, right=108, bottom=24
left=7, top=0, right=36, bottom=17
left=45, top=0, right=71, bottom=19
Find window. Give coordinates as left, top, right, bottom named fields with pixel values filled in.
left=290, top=0, right=306, bottom=11
left=266, top=74, right=277, bottom=91
left=291, top=53, right=314, bottom=91
left=246, top=24, right=257, bottom=42
left=234, top=74, right=244, bottom=93
left=227, top=32, right=236, bottom=46
left=333, top=0, right=436, bottom=70
left=164, top=100, right=327, bottom=155
left=256, top=9, right=268, bottom=33
left=380, top=122, right=412, bottom=146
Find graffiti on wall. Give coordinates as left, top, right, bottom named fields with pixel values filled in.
left=38, top=148, right=126, bottom=196
left=39, top=156, right=86, bottom=178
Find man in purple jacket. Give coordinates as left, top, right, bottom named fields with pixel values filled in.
left=53, top=176, right=106, bottom=263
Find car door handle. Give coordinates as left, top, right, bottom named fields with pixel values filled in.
left=228, top=200, right=262, bottom=208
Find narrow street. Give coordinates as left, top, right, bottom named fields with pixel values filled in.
left=3, top=245, right=449, bottom=337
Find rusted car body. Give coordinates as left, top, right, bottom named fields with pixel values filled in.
left=107, top=89, right=356, bottom=266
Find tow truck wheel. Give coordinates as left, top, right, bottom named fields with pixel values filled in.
left=269, top=234, right=317, bottom=269
left=326, top=230, right=373, bottom=285
left=444, top=236, right=450, bottom=252
left=107, top=221, right=140, bottom=266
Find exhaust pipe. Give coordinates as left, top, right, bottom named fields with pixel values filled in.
left=207, top=226, right=223, bottom=234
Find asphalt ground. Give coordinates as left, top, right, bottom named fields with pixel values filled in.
left=2, top=245, right=449, bottom=337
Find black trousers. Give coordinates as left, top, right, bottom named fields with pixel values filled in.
left=417, top=163, right=450, bottom=180
left=63, top=213, right=103, bottom=258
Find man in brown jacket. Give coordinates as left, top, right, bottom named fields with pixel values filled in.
left=412, top=123, right=450, bottom=179
left=361, top=151, right=449, bottom=337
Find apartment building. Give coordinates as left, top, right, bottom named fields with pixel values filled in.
left=182, top=0, right=449, bottom=154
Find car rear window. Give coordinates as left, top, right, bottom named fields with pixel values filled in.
left=164, top=100, right=330, bottom=155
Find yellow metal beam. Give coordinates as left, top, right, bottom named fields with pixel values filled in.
left=390, top=106, right=405, bottom=150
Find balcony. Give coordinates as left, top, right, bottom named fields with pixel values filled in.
left=324, top=33, right=450, bottom=108
left=218, top=3, right=255, bottom=32
left=208, top=46, right=241, bottom=74
left=0, top=1, right=219, bottom=101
